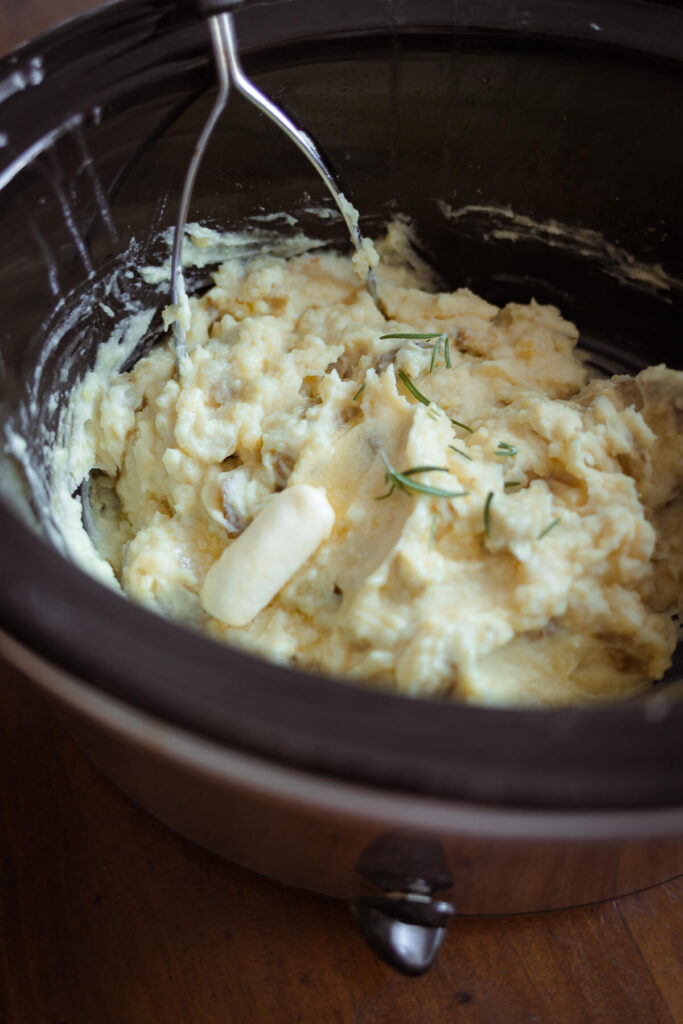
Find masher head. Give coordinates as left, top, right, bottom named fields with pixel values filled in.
left=170, top=5, right=385, bottom=369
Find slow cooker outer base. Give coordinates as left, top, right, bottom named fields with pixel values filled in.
left=4, top=633, right=681, bottom=919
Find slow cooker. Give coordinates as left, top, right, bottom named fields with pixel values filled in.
left=0, top=0, right=681, bottom=974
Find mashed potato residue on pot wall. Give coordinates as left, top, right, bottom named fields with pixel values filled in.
left=81, top=232, right=683, bottom=707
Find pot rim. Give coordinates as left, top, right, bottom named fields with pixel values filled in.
left=5, top=630, right=683, bottom=840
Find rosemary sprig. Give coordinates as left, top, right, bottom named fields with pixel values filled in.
left=538, top=517, right=561, bottom=540
left=495, top=441, right=518, bottom=457
left=429, top=336, right=441, bottom=373
left=398, top=369, right=431, bottom=406
left=448, top=444, right=473, bottom=462
left=397, top=370, right=472, bottom=439
left=376, top=452, right=469, bottom=501
left=428, top=333, right=452, bottom=373
left=483, top=491, right=494, bottom=539
left=380, top=333, right=443, bottom=340
left=402, top=464, right=454, bottom=476
left=352, top=381, right=366, bottom=401
left=451, top=418, right=474, bottom=434
left=380, top=332, right=452, bottom=373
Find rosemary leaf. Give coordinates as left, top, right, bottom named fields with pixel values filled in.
left=538, top=517, right=561, bottom=540
left=376, top=451, right=469, bottom=501
left=504, top=480, right=522, bottom=489
left=392, top=473, right=469, bottom=499
left=379, top=331, right=453, bottom=373
left=495, top=441, right=518, bottom=457
left=402, top=465, right=452, bottom=477
left=448, top=444, right=473, bottom=462
left=398, top=369, right=431, bottom=406
left=380, top=332, right=443, bottom=340
left=450, top=418, right=474, bottom=434
left=352, top=381, right=366, bottom=401
left=398, top=370, right=470, bottom=436
left=429, top=336, right=441, bottom=373
left=484, top=491, right=494, bottom=539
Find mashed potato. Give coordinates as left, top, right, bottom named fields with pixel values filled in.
left=81, top=232, right=683, bottom=706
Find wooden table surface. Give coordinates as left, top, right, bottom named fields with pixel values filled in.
left=2, top=658, right=682, bottom=1024
left=1, top=3, right=682, bottom=1022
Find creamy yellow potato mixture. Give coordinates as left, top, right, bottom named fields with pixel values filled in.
left=83, top=235, right=683, bottom=706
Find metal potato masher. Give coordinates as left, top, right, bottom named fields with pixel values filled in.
left=170, top=0, right=383, bottom=363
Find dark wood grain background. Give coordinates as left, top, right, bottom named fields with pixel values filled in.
left=1, top=3, right=682, bottom=1021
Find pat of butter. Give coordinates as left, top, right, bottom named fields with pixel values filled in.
left=201, top=484, right=335, bottom=627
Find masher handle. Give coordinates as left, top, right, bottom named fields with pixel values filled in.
left=196, top=0, right=244, bottom=14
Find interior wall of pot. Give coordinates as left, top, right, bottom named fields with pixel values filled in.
left=0, top=0, right=681, bottom=541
